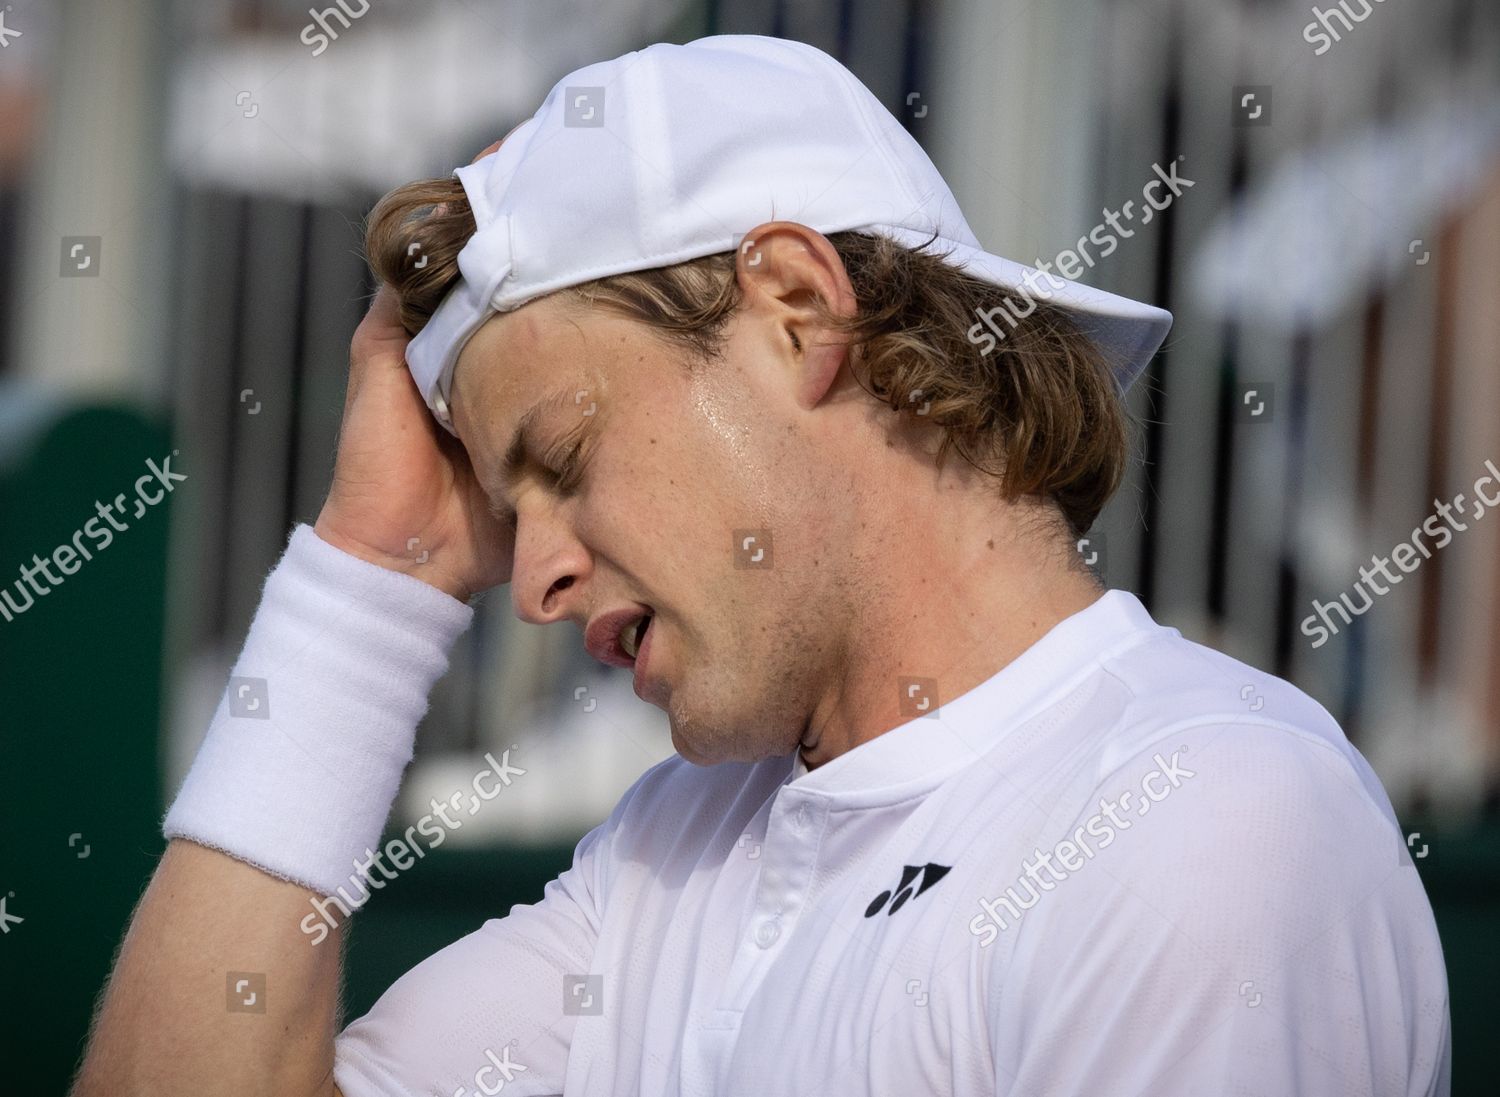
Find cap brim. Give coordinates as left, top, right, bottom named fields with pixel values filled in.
left=875, top=226, right=1173, bottom=391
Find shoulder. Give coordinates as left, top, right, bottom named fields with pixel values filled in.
left=970, top=617, right=1440, bottom=963
left=996, top=631, right=1438, bottom=981
left=987, top=709, right=1450, bottom=1095
left=1081, top=626, right=1408, bottom=879
left=1098, top=623, right=1348, bottom=759
left=1078, top=618, right=1406, bottom=820
left=982, top=654, right=1451, bottom=1094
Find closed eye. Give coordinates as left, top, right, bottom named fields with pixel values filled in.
left=494, top=434, right=588, bottom=521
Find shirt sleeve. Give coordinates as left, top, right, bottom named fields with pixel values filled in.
left=332, top=820, right=606, bottom=1097
left=988, top=720, right=1451, bottom=1097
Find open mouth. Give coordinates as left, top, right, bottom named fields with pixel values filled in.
left=620, top=613, right=652, bottom=661
left=584, top=606, right=657, bottom=671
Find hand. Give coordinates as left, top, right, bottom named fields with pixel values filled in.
left=314, top=284, right=512, bottom=601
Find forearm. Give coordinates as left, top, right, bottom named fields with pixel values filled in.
left=72, top=840, right=343, bottom=1096
left=71, top=524, right=472, bottom=1095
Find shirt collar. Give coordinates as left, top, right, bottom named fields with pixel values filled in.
left=783, top=589, right=1170, bottom=802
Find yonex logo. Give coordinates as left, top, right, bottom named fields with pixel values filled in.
left=864, top=862, right=951, bottom=917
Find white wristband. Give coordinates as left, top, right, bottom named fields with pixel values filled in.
left=162, top=524, right=474, bottom=896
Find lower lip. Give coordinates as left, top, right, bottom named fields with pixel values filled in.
left=631, top=619, right=655, bottom=697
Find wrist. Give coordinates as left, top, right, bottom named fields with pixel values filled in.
left=162, top=523, right=474, bottom=896
left=312, top=516, right=471, bottom=603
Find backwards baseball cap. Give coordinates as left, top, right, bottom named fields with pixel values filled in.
left=404, top=33, right=1172, bottom=434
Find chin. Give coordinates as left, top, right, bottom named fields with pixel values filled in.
left=671, top=737, right=716, bottom=767
left=668, top=719, right=728, bottom=766
left=668, top=712, right=797, bottom=768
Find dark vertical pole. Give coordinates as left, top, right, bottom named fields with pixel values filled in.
left=1137, top=14, right=1184, bottom=610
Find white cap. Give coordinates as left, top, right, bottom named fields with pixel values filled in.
left=404, top=34, right=1173, bottom=434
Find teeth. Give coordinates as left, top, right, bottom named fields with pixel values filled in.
left=619, top=616, right=648, bottom=659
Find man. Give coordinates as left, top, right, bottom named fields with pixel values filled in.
left=72, top=34, right=1449, bottom=1097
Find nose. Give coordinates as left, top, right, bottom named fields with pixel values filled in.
left=509, top=501, right=591, bottom=625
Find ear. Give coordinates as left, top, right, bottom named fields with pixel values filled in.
left=735, top=222, right=858, bottom=410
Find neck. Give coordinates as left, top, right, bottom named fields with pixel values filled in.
left=798, top=495, right=1103, bottom=770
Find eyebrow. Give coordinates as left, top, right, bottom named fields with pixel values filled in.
left=496, top=386, right=587, bottom=491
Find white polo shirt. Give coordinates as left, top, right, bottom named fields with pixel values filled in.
left=333, top=588, right=1450, bottom=1097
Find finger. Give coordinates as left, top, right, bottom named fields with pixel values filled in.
left=470, top=122, right=525, bottom=165
left=345, top=285, right=408, bottom=407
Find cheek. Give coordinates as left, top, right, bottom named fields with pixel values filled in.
left=578, top=430, right=709, bottom=569
left=679, top=366, right=794, bottom=529
left=583, top=359, right=801, bottom=584
left=574, top=442, right=757, bottom=627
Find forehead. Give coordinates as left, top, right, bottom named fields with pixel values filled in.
left=448, top=294, right=651, bottom=485
left=451, top=296, right=568, bottom=420
left=448, top=301, right=567, bottom=478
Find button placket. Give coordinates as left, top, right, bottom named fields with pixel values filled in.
left=715, top=791, right=828, bottom=1014
left=700, top=789, right=831, bottom=1070
left=748, top=796, right=822, bottom=946
left=792, top=802, right=811, bottom=831
left=753, top=917, right=781, bottom=948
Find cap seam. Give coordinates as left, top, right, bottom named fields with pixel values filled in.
left=829, top=63, right=928, bottom=218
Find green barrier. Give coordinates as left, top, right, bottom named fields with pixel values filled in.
left=0, top=401, right=173, bottom=1095
left=1403, top=817, right=1500, bottom=1096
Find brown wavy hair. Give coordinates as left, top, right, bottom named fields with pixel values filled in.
left=363, top=178, right=1132, bottom=540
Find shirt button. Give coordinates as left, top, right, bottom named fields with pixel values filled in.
left=754, top=920, right=781, bottom=948
left=792, top=804, right=810, bottom=830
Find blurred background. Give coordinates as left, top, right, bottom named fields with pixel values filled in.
left=1, top=0, right=1497, bottom=1091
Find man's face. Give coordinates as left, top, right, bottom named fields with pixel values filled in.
left=449, top=249, right=862, bottom=765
